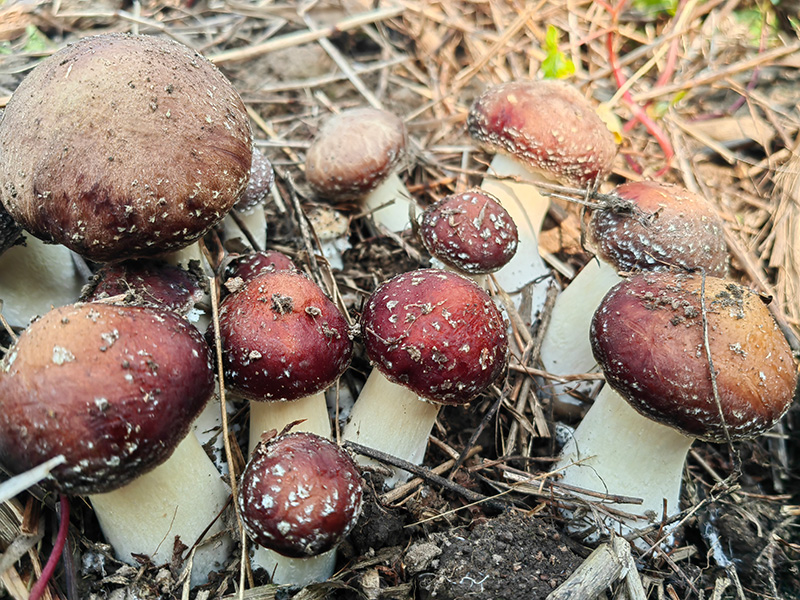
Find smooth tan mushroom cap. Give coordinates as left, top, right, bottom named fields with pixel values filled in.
left=305, top=107, right=406, bottom=200
left=467, top=80, right=617, bottom=186
left=0, top=33, right=252, bottom=262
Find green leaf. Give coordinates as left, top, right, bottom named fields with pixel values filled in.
left=541, top=25, right=575, bottom=80
left=632, top=0, right=678, bottom=17
left=23, top=24, right=50, bottom=53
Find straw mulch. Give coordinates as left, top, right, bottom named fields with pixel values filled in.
left=1, top=0, right=799, bottom=598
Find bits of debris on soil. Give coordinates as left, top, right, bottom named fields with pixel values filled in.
left=415, top=510, right=583, bottom=599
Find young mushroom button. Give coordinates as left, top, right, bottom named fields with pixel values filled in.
left=467, top=80, right=617, bottom=325
left=555, top=272, right=797, bottom=543
left=343, top=268, right=508, bottom=487
left=238, top=431, right=363, bottom=585
left=0, top=32, right=252, bottom=263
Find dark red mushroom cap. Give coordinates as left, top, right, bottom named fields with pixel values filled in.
left=467, top=80, right=617, bottom=186
left=305, top=108, right=406, bottom=201
left=215, top=270, right=352, bottom=402
left=223, top=250, right=297, bottom=286
left=84, top=258, right=204, bottom=317
left=361, top=268, right=508, bottom=406
left=591, top=272, right=797, bottom=441
left=419, top=188, right=518, bottom=275
left=235, top=147, right=274, bottom=212
left=0, top=302, right=214, bottom=495
left=588, top=181, right=729, bottom=276
left=0, top=33, right=252, bottom=262
left=238, top=431, right=362, bottom=558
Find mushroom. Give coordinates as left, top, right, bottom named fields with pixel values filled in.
left=0, top=302, right=231, bottom=583
left=214, top=269, right=353, bottom=447
left=540, top=181, right=728, bottom=404
left=221, top=147, right=275, bottom=251
left=223, top=249, right=297, bottom=291
left=0, top=32, right=252, bottom=264
left=238, top=430, right=363, bottom=585
left=555, top=272, right=797, bottom=542
left=417, top=187, right=518, bottom=287
left=467, top=80, right=617, bottom=325
left=343, top=268, right=508, bottom=487
left=305, top=107, right=414, bottom=233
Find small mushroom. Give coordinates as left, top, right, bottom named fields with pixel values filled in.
left=221, top=147, right=275, bottom=250
left=0, top=302, right=230, bottom=582
left=418, top=187, right=518, bottom=287
left=467, top=80, right=617, bottom=324
left=343, top=268, right=508, bottom=487
left=555, top=272, right=797, bottom=543
left=238, top=431, right=363, bottom=585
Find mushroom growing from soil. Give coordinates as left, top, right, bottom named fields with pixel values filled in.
left=0, top=302, right=231, bottom=583
left=305, top=107, right=413, bottom=233
left=555, top=272, right=797, bottom=542
left=0, top=32, right=252, bottom=264
left=343, top=268, right=509, bottom=487
left=238, top=431, right=363, bottom=585
left=467, top=80, right=617, bottom=325
left=221, top=147, right=274, bottom=251
left=214, top=269, right=353, bottom=447
left=418, top=187, right=518, bottom=287
left=540, top=181, right=728, bottom=403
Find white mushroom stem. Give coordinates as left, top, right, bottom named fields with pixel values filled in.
left=248, top=392, right=332, bottom=452
left=555, top=384, right=693, bottom=543
left=343, top=368, right=441, bottom=488
left=0, top=237, right=85, bottom=329
left=363, top=171, right=417, bottom=234
left=539, top=258, right=623, bottom=397
left=221, top=205, right=268, bottom=251
left=478, top=154, right=553, bottom=325
left=252, top=546, right=337, bottom=586
left=89, top=433, right=232, bottom=586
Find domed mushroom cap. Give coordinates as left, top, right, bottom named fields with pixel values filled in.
left=362, top=268, right=508, bottom=406
left=591, top=272, right=797, bottom=441
left=0, top=33, right=252, bottom=262
left=467, top=80, right=617, bottom=186
left=238, top=431, right=363, bottom=558
left=215, top=270, right=352, bottom=402
left=223, top=250, right=297, bottom=286
left=0, top=302, right=214, bottom=495
left=235, top=147, right=274, bottom=212
left=589, top=181, right=728, bottom=275
left=419, top=188, right=518, bottom=275
left=305, top=108, right=406, bottom=201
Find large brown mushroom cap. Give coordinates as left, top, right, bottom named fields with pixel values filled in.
left=0, top=33, right=252, bottom=262
left=419, top=188, right=518, bottom=275
left=215, top=270, right=352, bottom=402
left=0, top=302, right=214, bottom=495
left=467, top=80, right=617, bottom=186
left=361, top=268, right=508, bottom=406
left=305, top=107, right=406, bottom=201
left=591, top=272, right=797, bottom=441
left=238, top=431, right=363, bottom=558
left=588, top=181, right=729, bottom=276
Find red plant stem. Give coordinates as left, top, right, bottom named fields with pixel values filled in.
left=29, top=495, right=70, bottom=600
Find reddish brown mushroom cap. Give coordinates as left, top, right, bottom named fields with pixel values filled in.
left=588, top=181, right=729, bottom=275
left=235, top=147, right=274, bottom=212
left=361, top=269, right=508, bottom=406
left=238, top=431, right=363, bottom=558
left=591, top=272, right=797, bottom=441
left=419, top=188, right=518, bottom=275
left=0, top=33, right=252, bottom=262
left=305, top=108, right=406, bottom=201
left=0, top=302, right=214, bottom=495
left=467, top=80, right=617, bottom=186
left=223, top=250, right=297, bottom=286
left=215, top=270, right=352, bottom=402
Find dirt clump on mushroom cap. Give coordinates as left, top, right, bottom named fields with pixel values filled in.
left=0, top=32, right=252, bottom=263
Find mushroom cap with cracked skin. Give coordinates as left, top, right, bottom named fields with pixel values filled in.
left=591, top=272, right=797, bottom=442
left=419, top=188, right=518, bottom=275
left=214, top=270, right=352, bottom=402
left=305, top=107, right=406, bottom=201
left=0, top=33, right=252, bottom=263
left=0, top=302, right=214, bottom=495
left=588, top=181, right=729, bottom=276
left=235, top=147, right=274, bottom=212
left=361, top=268, right=509, bottom=406
left=238, top=431, right=363, bottom=558
left=467, top=80, right=617, bottom=186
